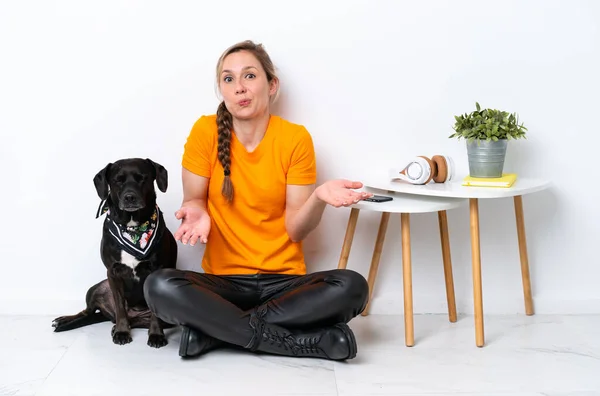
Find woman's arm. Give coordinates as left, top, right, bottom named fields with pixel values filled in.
left=174, top=168, right=212, bottom=246
left=285, top=180, right=372, bottom=242
left=180, top=168, right=209, bottom=210
left=285, top=184, right=326, bottom=243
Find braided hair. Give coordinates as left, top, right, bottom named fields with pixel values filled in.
left=216, top=101, right=234, bottom=202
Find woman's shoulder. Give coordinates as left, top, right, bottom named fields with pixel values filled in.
left=188, top=114, right=218, bottom=140
left=184, top=114, right=219, bottom=154
left=272, top=115, right=313, bottom=142
left=270, top=116, right=315, bottom=164
left=192, top=114, right=218, bottom=131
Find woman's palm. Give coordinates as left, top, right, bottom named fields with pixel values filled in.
left=174, top=206, right=211, bottom=246
left=316, top=179, right=370, bottom=207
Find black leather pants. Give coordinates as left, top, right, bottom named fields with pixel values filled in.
left=143, top=268, right=369, bottom=351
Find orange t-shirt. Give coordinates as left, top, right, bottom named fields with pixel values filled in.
left=181, top=114, right=317, bottom=275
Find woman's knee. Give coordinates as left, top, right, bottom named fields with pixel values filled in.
left=327, top=269, right=369, bottom=310
left=143, top=268, right=187, bottom=310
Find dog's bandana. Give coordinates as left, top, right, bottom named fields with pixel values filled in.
left=96, top=199, right=164, bottom=260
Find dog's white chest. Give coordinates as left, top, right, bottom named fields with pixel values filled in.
left=121, top=250, right=140, bottom=279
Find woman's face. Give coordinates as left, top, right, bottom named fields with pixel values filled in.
left=219, top=50, right=277, bottom=121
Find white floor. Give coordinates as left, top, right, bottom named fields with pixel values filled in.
left=1, top=313, right=599, bottom=396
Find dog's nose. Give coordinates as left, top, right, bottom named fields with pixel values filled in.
left=124, top=193, right=136, bottom=203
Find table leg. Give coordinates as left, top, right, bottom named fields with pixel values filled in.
left=337, top=208, right=360, bottom=269
left=438, top=210, right=457, bottom=323
left=362, top=212, right=391, bottom=316
left=514, top=195, right=534, bottom=315
left=469, top=198, right=485, bottom=347
left=401, top=213, right=414, bottom=347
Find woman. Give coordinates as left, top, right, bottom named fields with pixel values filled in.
left=144, top=40, right=372, bottom=361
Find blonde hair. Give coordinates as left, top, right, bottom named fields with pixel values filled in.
left=215, top=40, right=279, bottom=202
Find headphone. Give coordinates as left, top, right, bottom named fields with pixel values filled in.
left=390, top=155, right=455, bottom=185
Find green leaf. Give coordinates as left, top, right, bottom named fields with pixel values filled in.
left=450, top=102, right=527, bottom=141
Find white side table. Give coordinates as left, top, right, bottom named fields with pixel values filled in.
left=362, top=175, right=552, bottom=347
left=337, top=190, right=466, bottom=347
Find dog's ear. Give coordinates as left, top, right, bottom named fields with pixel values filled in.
left=93, top=163, right=112, bottom=199
left=146, top=159, right=168, bottom=193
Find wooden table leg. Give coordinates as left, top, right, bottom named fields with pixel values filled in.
left=362, top=212, right=391, bottom=316
left=438, top=210, right=457, bottom=323
left=469, top=198, right=485, bottom=347
left=401, top=213, right=414, bottom=347
left=337, top=208, right=360, bottom=269
left=514, top=195, right=534, bottom=315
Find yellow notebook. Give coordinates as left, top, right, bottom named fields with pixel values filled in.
left=462, top=173, right=517, bottom=188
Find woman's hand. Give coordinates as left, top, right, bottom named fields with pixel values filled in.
left=173, top=206, right=211, bottom=246
left=315, top=179, right=373, bottom=208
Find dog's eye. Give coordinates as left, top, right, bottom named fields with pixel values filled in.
left=133, top=174, right=144, bottom=183
left=115, top=175, right=125, bottom=183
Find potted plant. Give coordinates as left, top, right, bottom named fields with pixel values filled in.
left=449, top=102, right=527, bottom=178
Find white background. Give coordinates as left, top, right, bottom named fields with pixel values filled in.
left=1, top=0, right=598, bottom=316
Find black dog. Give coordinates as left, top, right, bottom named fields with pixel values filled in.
left=52, top=158, right=177, bottom=348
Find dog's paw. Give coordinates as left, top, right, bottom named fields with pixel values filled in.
left=147, top=334, right=168, bottom=348
left=51, top=316, right=69, bottom=331
left=113, top=331, right=133, bottom=345
left=111, top=325, right=133, bottom=345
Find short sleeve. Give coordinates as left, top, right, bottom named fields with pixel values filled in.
left=286, top=127, right=317, bottom=185
left=182, top=116, right=215, bottom=178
